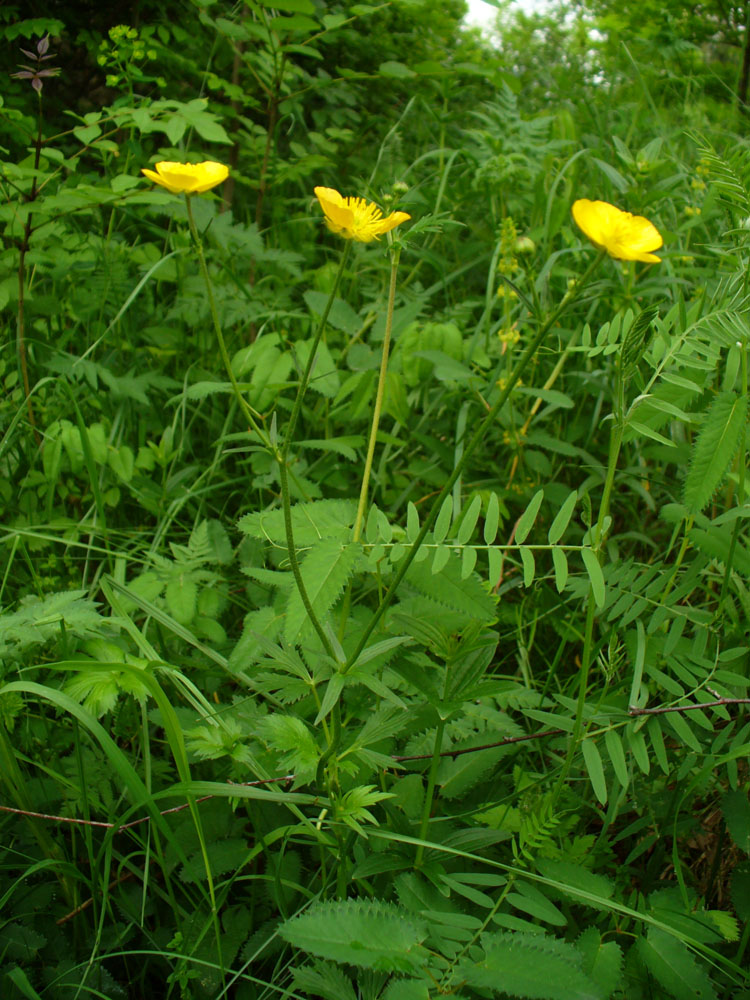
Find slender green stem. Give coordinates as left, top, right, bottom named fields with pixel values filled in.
left=353, top=245, right=400, bottom=541
left=553, top=349, right=625, bottom=803
left=276, top=242, right=352, bottom=661
left=184, top=196, right=268, bottom=447
left=342, top=251, right=606, bottom=674
left=415, top=717, right=445, bottom=867
left=281, top=242, right=352, bottom=464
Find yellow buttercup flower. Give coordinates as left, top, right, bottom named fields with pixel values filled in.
left=141, top=160, right=229, bottom=195
left=572, top=199, right=662, bottom=263
left=314, top=186, right=410, bottom=243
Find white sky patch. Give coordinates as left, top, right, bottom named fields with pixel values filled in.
left=464, top=0, right=551, bottom=34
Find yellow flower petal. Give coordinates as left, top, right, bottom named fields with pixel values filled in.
left=314, top=185, right=410, bottom=243
left=141, top=160, right=229, bottom=195
left=572, top=198, right=662, bottom=263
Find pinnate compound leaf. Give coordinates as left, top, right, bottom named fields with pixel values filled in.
left=285, top=540, right=360, bottom=643
left=637, top=927, right=718, bottom=1000
left=460, top=931, right=604, bottom=999
left=280, top=899, right=427, bottom=973
left=684, top=392, right=747, bottom=514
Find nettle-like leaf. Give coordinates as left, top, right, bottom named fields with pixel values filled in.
left=684, top=391, right=747, bottom=513
left=459, top=931, right=603, bottom=1000
left=238, top=499, right=356, bottom=546
left=291, top=959, right=358, bottom=1000
left=402, top=550, right=497, bottom=624
left=285, top=539, right=361, bottom=644
left=576, top=928, right=623, bottom=998
left=280, top=899, right=427, bottom=973
left=637, top=927, right=719, bottom=1000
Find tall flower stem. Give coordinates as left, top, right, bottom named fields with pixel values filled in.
left=184, top=196, right=268, bottom=447
left=342, top=251, right=606, bottom=675
left=353, top=244, right=400, bottom=541
left=277, top=241, right=352, bottom=661
left=553, top=349, right=626, bottom=804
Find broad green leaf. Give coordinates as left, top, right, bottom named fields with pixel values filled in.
left=280, top=900, right=427, bottom=972
left=638, top=928, right=718, bottom=1000
left=461, top=931, right=603, bottom=999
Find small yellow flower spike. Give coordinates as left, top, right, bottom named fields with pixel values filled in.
left=314, top=186, right=410, bottom=243
left=141, top=161, right=229, bottom=195
left=572, top=198, right=662, bottom=263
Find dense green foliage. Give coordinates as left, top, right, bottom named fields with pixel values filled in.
left=1, top=1, right=750, bottom=998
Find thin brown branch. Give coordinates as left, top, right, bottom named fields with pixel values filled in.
left=628, top=697, right=750, bottom=716
left=392, top=728, right=564, bottom=762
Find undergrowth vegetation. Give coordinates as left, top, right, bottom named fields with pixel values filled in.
left=0, top=1, right=749, bottom=998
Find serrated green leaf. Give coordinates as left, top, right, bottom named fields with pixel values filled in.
left=461, top=931, right=603, bottom=999
left=638, top=928, right=718, bottom=1000
left=576, top=928, right=623, bottom=998
left=285, top=540, right=360, bottom=644
left=238, top=499, right=356, bottom=546
left=404, top=550, right=497, bottom=623
left=684, top=392, right=747, bottom=513
left=280, top=900, right=427, bottom=972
